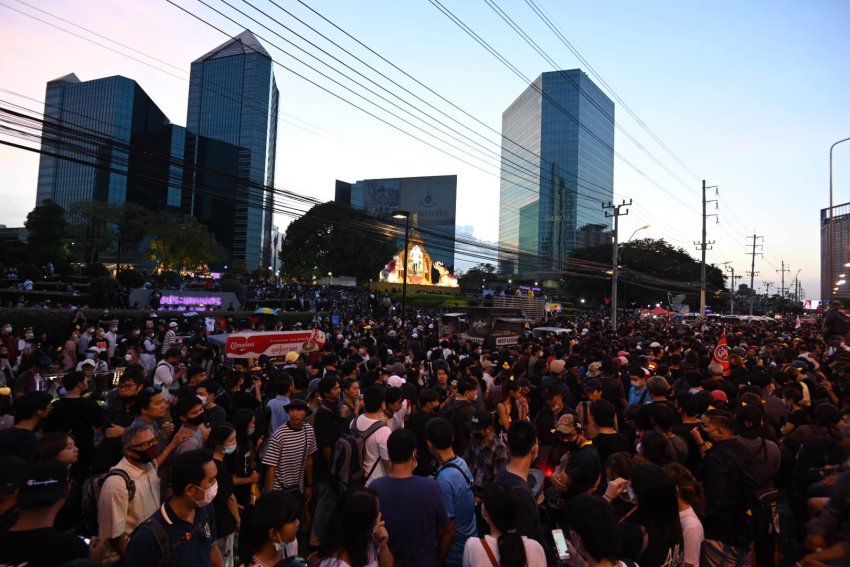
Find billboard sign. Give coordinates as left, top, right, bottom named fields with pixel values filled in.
left=225, top=330, right=326, bottom=359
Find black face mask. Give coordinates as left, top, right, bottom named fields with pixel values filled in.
left=132, top=446, right=158, bottom=464
left=186, top=414, right=205, bottom=426
left=472, top=432, right=486, bottom=441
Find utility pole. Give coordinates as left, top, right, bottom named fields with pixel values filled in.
left=763, top=281, right=773, bottom=297
left=694, top=180, right=717, bottom=318
left=792, top=269, right=802, bottom=304
left=777, top=261, right=790, bottom=315
left=745, top=233, right=764, bottom=315
left=604, top=199, right=632, bottom=331
left=726, top=265, right=742, bottom=315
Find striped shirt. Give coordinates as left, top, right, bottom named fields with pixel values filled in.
left=262, top=423, right=317, bottom=491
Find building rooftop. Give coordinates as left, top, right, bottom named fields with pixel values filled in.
left=193, top=30, right=271, bottom=63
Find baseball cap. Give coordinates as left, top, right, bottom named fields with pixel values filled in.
left=169, top=322, right=178, bottom=328
left=387, top=375, right=407, bottom=388
left=542, top=383, right=566, bottom=399
left=711, top=390, right=728, bottom=404
left=284, top=351, right=300, bottom=364
left=17, top=460, right=69, bottom=507
left=736, top=404, right=764, bottom=439
left=385, top=361, right=406, bottom=377
left=469, top=410, right=493, bottom=430
left=555, top=414, right=578, bottom=434
left=0, top=455, right=25, bottom=494
left=79, top=359, right=96, bottom=368
left=549, top=359, right=566, bottom=374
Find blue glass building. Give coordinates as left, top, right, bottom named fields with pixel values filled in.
left=498, top=70, right=614, bottom=275
left=35, top=73, right=175, bottom=211
left=183, top=30, right=279, bottom=271
left=335, top=175, right=457, bottom=269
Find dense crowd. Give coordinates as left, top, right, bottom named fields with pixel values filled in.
left=1, top=293, right=849, bottom=567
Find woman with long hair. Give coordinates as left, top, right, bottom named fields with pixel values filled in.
left=207, top=423, right=241, bottom=567
left=664, top=463, right=704, bottom=567
left=319, top=488, right=393, bottom=567
left=227, top=408, right=262, bottom=510
left=462, top=483, right=545, bottom=566
left=495, top=381, right=528, bottom=434
left=238, top=490, right=303, bottom=567
left=608, top=462, right=685, bottom=566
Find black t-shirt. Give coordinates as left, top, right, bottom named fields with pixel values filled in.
left=0, top=527, right=88, bottom=566
left=408, top=410, right=437, bottom=476
left=213, top=458, right=237, bottom=537
left=620, top=522, right=685, bottom=567
left=564, top=443, right=601, bottom=498
left=0, top=427, right=37, bottom=460
left=592, top=432, right=631, bottom=468
left=313, top=402, right=345, bottom=482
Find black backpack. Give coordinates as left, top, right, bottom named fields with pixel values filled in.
left=711, top=442, right=759, bottom=544
left=81, top=469, right=135, bottom=536
left=328, top=419, right=387, bottom=493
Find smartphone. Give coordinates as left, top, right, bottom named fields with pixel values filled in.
left=552, top=528, right=571, bottom=561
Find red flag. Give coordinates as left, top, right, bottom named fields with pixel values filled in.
left=712, top=332, right=731, bottom=377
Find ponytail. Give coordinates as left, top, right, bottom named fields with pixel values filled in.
left=482, top=484, right=528, bottom=567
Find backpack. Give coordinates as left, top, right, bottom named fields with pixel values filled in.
left=710, top=442, right=759, bottom=544
left=328, top=418, right=387, bottom=493
left=146, top=360, right=170, bottom=386
left=81, top=469, right=135, bottom=536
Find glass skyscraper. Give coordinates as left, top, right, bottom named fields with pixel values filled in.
left=336, top=175, right=457, bottom=269
left=36, top=73, right=174, bottom=211
left=498, top=69, right=614, bottom=275
left=183, top=30, right=279, bottom=271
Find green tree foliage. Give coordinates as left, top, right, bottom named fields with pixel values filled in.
left=564, top=238, right=726, bottom=310
left=87, top=276, right=120, bottom=308
left=116, top=269, right=146, bottom=288
left=25, top=200, right=67, bottom=264
left=67, top=201, right=113, bottom=264
left=279, top=202, right=394, bottom=282
left=457, top=263, right=501, bottom=290
left=147, top=214, right=225, bottom=272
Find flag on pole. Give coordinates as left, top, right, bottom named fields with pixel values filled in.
left=795, top=315, right=801, bottom=330
left=712, top=331, right=731, bottom=376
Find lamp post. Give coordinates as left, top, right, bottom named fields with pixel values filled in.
left=615, top=224, right=650, bottom=325
left=829, top=137, right=850, bottom=301
left=392, top=210, right=411, bottom=329
left=327, top=271, right=332, bottom=286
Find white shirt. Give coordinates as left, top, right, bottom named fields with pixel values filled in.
left=462, top=535, right=546, bottom=567
left=353, top=414, right=391, bottom=486
left=679, top=506, right=704, bottom=567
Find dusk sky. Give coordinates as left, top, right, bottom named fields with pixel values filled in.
left=1, top=0, right=849, bottom=299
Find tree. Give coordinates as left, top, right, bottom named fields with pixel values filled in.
left=88, top=276, right=120, bottom=308
left=279, top=202, right=394, bottom=282
left=113, top=203, right=153, bottom=272
left=25, top=200, right=67, bottom=264
left=457, top=263, right=500, bottom=290
left=564, top=238, right=726, bottom=311
left=66, top=201, right=113, bottom=264
left=147, top=213, right=225, bottom=272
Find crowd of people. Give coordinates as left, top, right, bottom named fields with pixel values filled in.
left=0, top=293, right=849, bottom=567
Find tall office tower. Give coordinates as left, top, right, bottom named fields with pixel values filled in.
left=498, top=69, right=614, bottom=275
left=335, top=175, right=458, bottom=269
left=184, top=30, right=279, bottom=271
left=36, top=73, right=174, bottom=211
left=821, top=202, right=850, bottom=301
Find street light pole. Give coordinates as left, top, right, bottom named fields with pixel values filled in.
left=829, top=137, right=850, bottom=301
left=604, top=200, right=632, bottom=331
left=393, top=210, right=411, bottom=330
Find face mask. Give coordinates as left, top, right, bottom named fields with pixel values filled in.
left=25, top=333, right=33, bottom=340
left=197, top=395, right=208, bottom=406
left=125, top=354, right=133, bottom=361
left=132, top=331, right=140, bottom=336
left=223, top=443, right=237, bottom=455
left=631, top=381, right=642, bottom=388
left=2, top=327, right=11, bottom=334
left=248, top=427, right=256, bottom=436
left=191, top=480, right=218, bottom=507
left=132, top=445, right=158, bottom=464
left=187, top=414, right=205, bottom=426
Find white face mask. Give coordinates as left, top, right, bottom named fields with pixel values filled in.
left=223, top=443, right=237, bottom=455
left=125, top=354, right=133, bottom=361
left=631, top=381, right=642, bottom=388
left=197, top=395, right=208, bottom=406
left=2, top=327, right=11, bottom=334
left=191, top=480, right=218, bottom=506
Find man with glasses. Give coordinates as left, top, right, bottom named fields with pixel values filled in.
left=98, top=424, right=161, bottom=565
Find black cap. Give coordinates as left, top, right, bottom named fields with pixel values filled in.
left=17, top=460, right=69, bottom=507
left=284, top=399, right=313, bottom=416
left=469, top=410, right=493, bottom=430
left=0, top=455, right=25, bottom=494
left=542, top=383, right=566, bottom=399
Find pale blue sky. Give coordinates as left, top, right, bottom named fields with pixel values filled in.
left=1, top=0, right=848, bottom=299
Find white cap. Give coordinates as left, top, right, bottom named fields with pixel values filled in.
left=169, top=322, right=178, bottom=328
left=387, top=375, right=406, bottom=388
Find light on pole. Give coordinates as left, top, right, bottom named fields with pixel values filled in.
left=327, top=271, right=332, bottom=286
left=829, top=137, right=850, bottom=301
left=392, top=210, right=411, bottom=329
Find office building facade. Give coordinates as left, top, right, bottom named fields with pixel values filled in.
left=36, top=73, right=175, bottom=211
left=821, top=202, right=850, bottom=300
left=183, top=30, right=279, bottom=271
left=335, top=175, right=457, bottom=269
left=498, top=69, right=614, bottom=275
